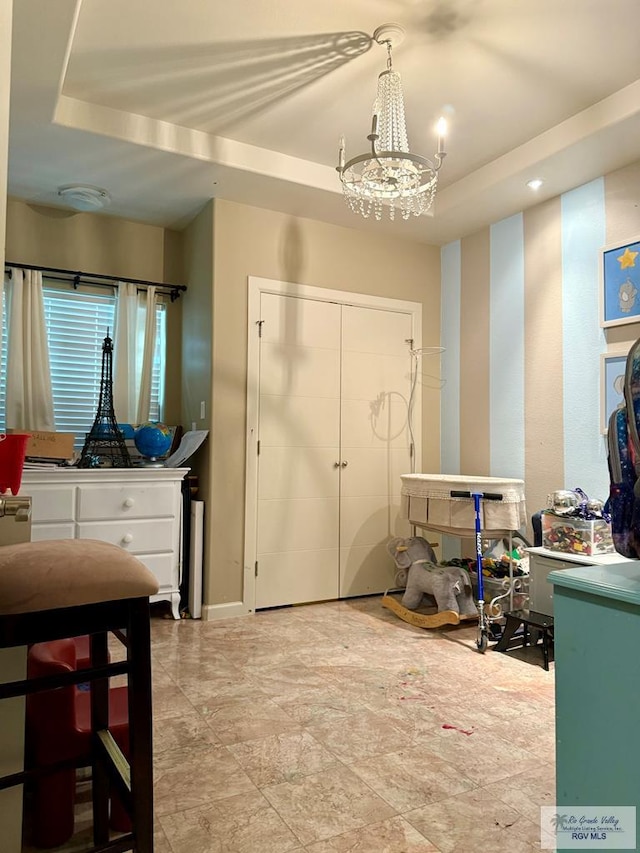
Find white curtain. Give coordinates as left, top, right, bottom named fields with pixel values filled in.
left=5, top=267, right=55, bottom=430
left=113, top=281, right=138, bottom=423
left=113, top=282, right=158, bottom=424
left=136, top=285, right=157, bottom=424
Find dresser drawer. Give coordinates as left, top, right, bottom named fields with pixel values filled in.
left=29, top=487, right=75, bottom=522
left=31, top=523, right=75, bottom=541
left=138, top=553, right=177, bottom=592
left=77, top=483, right=177, bottom=521
left=77, top=519, right=175, bottom=553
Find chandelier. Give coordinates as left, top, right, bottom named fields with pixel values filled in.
left=336, top=24, right=447, bottom=221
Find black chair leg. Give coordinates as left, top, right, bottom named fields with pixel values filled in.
left=127, top=598, right=154, bottom=853
left=90, top=631, right=111, bottom=846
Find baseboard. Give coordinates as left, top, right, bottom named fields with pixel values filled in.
left=201, top=601, right=251, bottom=621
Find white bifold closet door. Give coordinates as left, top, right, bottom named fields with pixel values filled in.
left=255, top=292, right=412, bottom=609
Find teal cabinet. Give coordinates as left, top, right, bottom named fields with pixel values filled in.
left=550, top=563, right=640, bottom=852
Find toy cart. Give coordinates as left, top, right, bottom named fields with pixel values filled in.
left=398, top=474, right=528, bottom=652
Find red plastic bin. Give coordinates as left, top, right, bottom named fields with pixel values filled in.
left=0, top=433, right=30, bottom=495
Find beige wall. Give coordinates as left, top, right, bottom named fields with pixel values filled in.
left=201, top=199, right=440, bottom=607
left=6, top=199, right=172, bottom=279
left=180, top=202, right=214, bottom=597
left=459, top=229, right=491, bottom=476
left=523, top=197, right=564, bottom=530
left=5, top=198, right=185, bottom=423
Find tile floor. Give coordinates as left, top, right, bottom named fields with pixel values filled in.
left=23, top=596, right=556, bottom=852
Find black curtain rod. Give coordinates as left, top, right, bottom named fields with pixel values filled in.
left=4, top=262, right=187, bottom=302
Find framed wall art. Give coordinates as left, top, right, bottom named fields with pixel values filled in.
left=600, top=236, right=640, bottom=328
left=600, top=347, right=630, bottom=433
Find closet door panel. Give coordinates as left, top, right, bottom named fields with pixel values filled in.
left=339, top=496, right=410, bottom=597
left=340, top=543, right=398, bottom=598
left=260, top=293, right=341, bottom=348
left=259, top=447, right=340, bottom=500
left=255, top=550, right=339, bottom=609
left=342, top=305, right=410, bottom=356
left=257, top=497, right=339, bottom=556
left=339, top=447, right=411, bottom=498
left=259, top=396, right=339, bottom=448
left=341, top=351, right=410, bottom=403
left=260, top=342, right=340, bottom=399
left=256, top=293, right=341, bottom=608
left=340, top=495, right=408, bottom=548
left=341, top=400, right=411, bottom=450
left=339, top=305, right=413, bottom=597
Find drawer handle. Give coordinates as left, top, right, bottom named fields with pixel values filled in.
left=122, top=533, right=133, bottom=545
left=123, top=498, right=135, bottom=508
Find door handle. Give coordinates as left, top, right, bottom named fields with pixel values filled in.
left=334, top=462, right=340, bottom=468
left=341, top=461, right=348, bottom=467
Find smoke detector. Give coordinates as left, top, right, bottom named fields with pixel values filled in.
left=57, top=185, right=111, bottom=212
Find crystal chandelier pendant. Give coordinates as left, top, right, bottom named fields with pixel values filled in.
left=336, top=23, right=447, bottom=221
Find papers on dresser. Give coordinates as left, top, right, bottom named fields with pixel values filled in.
left=164, top=430, right=208, bottom=468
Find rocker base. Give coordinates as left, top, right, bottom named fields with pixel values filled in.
left=381, top=594, right=478, bottom=629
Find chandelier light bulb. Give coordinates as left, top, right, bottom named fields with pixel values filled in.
left=335, top=24, right=449, bottom=222
left=436, top=117, right=447, bottom=154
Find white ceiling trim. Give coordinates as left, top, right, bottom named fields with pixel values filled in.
left=53, top=94, right=339, bottom=194
left=52, top=0, right=83, bottom=118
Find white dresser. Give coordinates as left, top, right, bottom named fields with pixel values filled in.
left=19, top=467, right=190, bottom=619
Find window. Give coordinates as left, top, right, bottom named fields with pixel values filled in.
left=0, top=282, right=166, bottom=441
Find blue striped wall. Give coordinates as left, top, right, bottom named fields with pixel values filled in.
left=489, top=214, right=525, bottom=479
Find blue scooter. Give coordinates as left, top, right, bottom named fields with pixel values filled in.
left=451, top=490, right=503, bottom=653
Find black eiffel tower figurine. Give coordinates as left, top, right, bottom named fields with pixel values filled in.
left=78, top=329, right=132, bottom=468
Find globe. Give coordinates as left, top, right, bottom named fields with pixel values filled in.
left=134, top=422, right=172, bottom=461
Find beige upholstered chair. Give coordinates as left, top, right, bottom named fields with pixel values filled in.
left=0, top=538, right=158, bottom=853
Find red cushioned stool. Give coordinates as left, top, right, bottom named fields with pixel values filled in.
left=0, top=539, right=158, bottom=853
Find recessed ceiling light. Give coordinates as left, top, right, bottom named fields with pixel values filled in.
left=57, top=185, right=111, bottom=211
left=526, top=178, right=544, bottom=191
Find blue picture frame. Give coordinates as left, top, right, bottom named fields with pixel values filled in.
left=600, top=349, right=629, bottom=433
left=601, top=236, right=640, bottom=327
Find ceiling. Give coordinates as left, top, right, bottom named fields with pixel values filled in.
left=8, top=0, right=640, bottom=244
